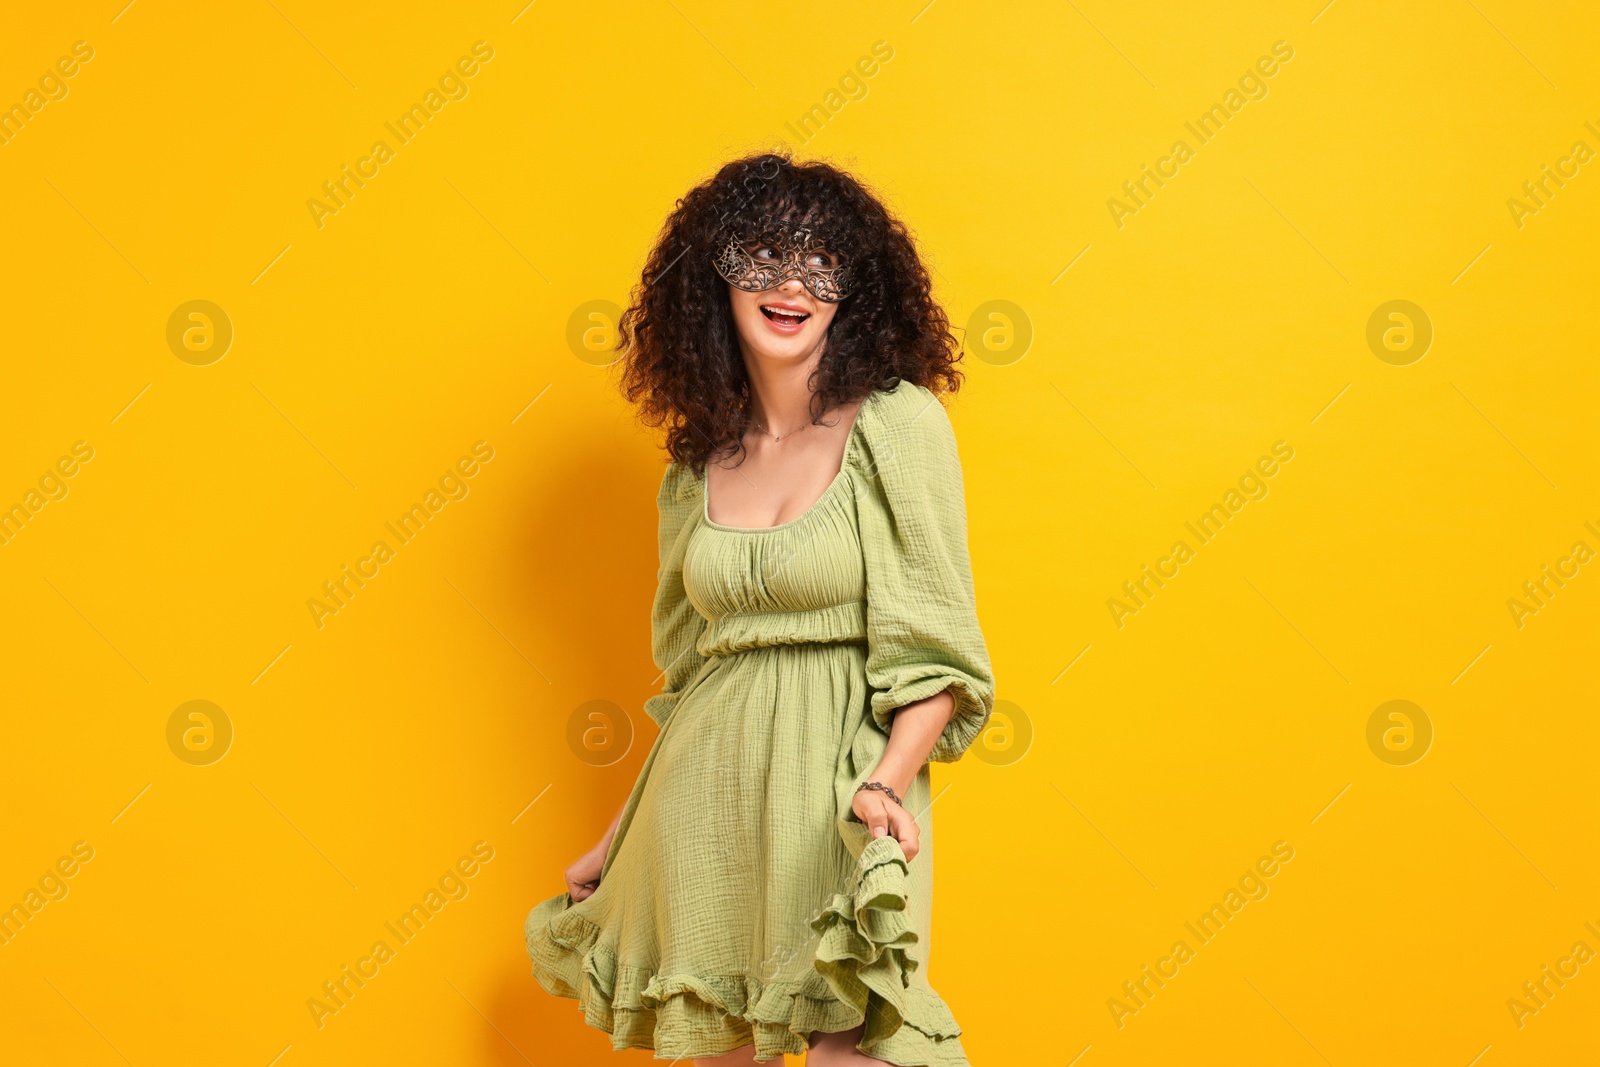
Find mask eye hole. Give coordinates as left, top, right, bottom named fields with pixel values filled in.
left=805, top=250, right=841, bottom=271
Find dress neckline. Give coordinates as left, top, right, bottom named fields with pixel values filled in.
left=699, top=387, right=882, bottom=534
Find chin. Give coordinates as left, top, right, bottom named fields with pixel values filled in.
left=738, top=317, right=813, bottom=357
left=760, top=333, right=824, bottom=361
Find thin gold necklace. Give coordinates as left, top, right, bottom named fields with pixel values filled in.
left=751, top=416, right=813, bottom=443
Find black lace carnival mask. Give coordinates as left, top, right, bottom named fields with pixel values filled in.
left=711, top=213, right=854, bottom=303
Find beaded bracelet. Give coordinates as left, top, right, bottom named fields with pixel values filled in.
left=856, top=780, right=903, bottom=807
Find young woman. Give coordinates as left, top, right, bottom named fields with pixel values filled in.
left=524, top=153, right=995, bottom=1066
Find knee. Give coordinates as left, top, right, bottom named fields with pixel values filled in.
left=806, top=1023, right=869, bottom=1065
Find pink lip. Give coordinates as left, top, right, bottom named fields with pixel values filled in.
left=761, top=315, right=806, bottom=335
left=759, top=301, right=810, bottom=335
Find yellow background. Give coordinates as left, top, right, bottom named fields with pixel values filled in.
left=2, top=1, right=1596, bottom=1064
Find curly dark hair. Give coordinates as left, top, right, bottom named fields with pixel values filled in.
left=617, top=152, right=963, bottom=475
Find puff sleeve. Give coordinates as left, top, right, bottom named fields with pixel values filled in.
left=855, top=384, right=996, bottom=763
left=641, top=461, right=709, bottom=730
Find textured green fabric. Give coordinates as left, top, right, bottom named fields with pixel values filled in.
left=525, top=379, right=996, bottom=1064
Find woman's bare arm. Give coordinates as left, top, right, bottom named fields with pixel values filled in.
left=852, top=688, right=955, bottom=861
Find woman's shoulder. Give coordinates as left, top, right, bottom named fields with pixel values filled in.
left=658, top=457, right=703, bottom=504
left=853, top=377, right=958, bottom=457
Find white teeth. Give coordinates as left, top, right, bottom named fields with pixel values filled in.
left=762, top=306, right=807, bottom=321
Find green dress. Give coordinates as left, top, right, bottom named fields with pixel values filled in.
left=524, top=378, right=996, bottom=1065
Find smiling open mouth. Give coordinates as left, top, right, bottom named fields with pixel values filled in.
left=760, top=305, right=809, bottom=325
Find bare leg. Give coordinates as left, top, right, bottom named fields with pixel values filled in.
left=694, top=1045, right=761, bottom=1067
left=807, top=1023, right=894, bottom=1065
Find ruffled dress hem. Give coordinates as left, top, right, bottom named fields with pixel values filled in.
left=524, top=836, right=969, bottom=1065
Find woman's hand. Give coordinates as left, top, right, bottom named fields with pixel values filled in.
left=851, top=690, right=951, bottom=866
left=566, top=801, right=626, bottom=903
left=852, top=787, right=920, bottom=862
left=564, top=839, right=608, bottom=902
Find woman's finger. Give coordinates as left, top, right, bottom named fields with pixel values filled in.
left=865, top=796, right=891, bottom=839
left=891, top=807, right=920, bottom=860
